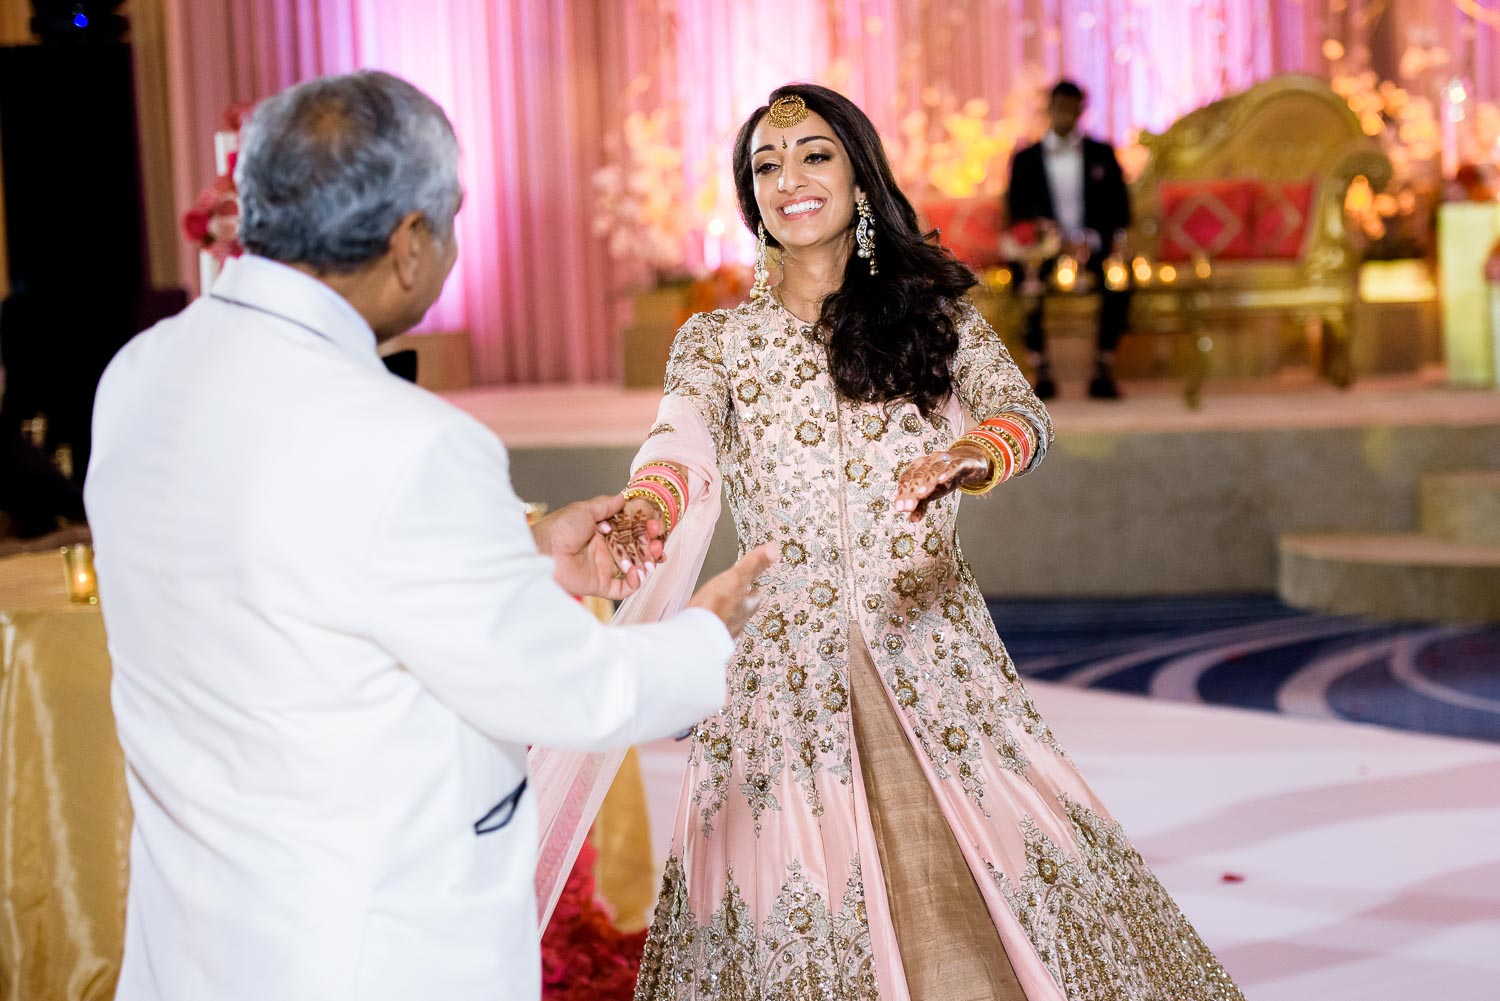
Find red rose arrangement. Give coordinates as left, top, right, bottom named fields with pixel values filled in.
left=1000, top=218, right=1062, bottom=264
left=539, top=838, right=649, bottom=1001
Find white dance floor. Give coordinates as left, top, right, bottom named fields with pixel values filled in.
left=636, top=684, right=1500, bottom=1000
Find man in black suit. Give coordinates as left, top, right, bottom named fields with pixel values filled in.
left=1006, top=80, right=1132, bottom=399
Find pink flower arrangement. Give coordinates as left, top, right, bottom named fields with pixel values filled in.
left=181, top=104, right=255, bottom=263
left=182, top=171, right=242, bottom=263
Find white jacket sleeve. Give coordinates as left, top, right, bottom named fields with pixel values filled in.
left=367, top=415, right=731, bottom=751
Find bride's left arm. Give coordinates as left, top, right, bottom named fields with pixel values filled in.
left=894, top=303, right=1055, bottom=519
left=949, top=300, right=1054, bottom=483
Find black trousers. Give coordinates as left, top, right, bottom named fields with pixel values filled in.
left=1010, top=257, right=1131, bottom=357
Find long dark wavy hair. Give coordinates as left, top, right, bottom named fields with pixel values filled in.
left=732, top=84, right=977, bottom=416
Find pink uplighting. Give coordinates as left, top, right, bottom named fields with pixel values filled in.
left=162, top=1, right=1499, bottom=385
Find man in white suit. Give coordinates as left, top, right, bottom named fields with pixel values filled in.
left=85, top=71, right=769, bottom=1000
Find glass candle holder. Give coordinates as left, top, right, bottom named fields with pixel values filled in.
left=60, top=544, right=99, bottom=605
left=1019, top=259, right=1046, bottom=296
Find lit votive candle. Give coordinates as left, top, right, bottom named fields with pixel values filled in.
left=1132, top=256, right=1153, bottom=285
left=60, top=544, right=98, bottom=605
left=1055, top=254, right=1078, bottom=292
left=1157, top=263, right=1178, bottom=284
left=1193, top=253, right=1213, bottom=280
left=1104, top=260, right=1129, bottom=291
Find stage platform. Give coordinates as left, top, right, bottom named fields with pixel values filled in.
left=634, top=683, right=1500, bottom=1001
left=447, top=373, right=1500, bottom=596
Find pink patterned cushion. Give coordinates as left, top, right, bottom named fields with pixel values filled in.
left=1250, top=181, right=1315, bottom=259
left=915, top=198, right=1006, bottom=268
left=1159, top=180, right=1257, bottom=261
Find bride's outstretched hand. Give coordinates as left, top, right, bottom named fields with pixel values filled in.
left=893, top=444, right=991, bottom=523
left=604, top=496, right=669, bottom=582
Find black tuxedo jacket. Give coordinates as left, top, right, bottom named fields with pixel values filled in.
left=1005, top=136, right=1131, bottom=241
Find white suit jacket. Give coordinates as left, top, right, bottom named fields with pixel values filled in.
left=85, top=255, right=731, bottom=1001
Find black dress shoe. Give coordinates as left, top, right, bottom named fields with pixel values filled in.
left=1033, top=367, right=1057, bottom=400
left=1087, top=364, right=1122, bottom=400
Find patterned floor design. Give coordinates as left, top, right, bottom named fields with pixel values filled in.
left=986, top=595, right=1500, bottom=745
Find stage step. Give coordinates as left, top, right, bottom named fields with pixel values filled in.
left=1279, top=532, right=1500, bottom=624
left=1420, top=471, right=1500, bottom=545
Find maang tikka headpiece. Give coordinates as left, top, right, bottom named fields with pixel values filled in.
left=766, top=93, right=810, bottom=129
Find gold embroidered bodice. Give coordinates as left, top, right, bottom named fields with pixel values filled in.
left=659, top=295, right=1055, bottom=833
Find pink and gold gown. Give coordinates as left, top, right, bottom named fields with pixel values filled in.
left=627, top=295, right=1244, bottom=1001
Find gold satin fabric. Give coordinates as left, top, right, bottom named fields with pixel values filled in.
left=579, top=595, right=656, bottom=932
left=848, top=626, right=1027, bottom=1001
left=591, top=747, right=655, bottom=932
left=0, top=554, right=129, bottom=1001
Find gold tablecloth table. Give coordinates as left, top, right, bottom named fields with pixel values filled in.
left=0, top=553, right=128, bottom=1001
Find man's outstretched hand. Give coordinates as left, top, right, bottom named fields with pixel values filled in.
left=687, top=542, right=778, bottom=639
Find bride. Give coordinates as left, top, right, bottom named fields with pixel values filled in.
left=593, top=83, right=1244, bottom=1001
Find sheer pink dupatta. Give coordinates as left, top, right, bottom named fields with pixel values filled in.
left=528, top=395, right=723, bottom=930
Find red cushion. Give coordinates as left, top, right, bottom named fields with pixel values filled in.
left=915, top=198, right=1005, bottom=268
left=1250, top=181, right=1315, bottom=259
left=1158, top=180, right=1257, bottom=261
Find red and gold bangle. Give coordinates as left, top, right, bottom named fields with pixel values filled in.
left=981, top=414, right=1036, bottom=469
left=954, top=432, right=1010, bottom=495
left=622, top=483, right=675, bottom=533
left=971, top=425, right=1026, bottom=474
left=984, top=414, right=1035, bottom=458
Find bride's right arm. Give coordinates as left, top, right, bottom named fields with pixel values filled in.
left=606, top=312, right=732, bottom=572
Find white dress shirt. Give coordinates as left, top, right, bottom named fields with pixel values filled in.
left=85, top=255, right=733, bottom=1001
left=1042, top=128, right=1088, bottom=245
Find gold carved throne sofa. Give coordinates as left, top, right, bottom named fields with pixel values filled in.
left=961, top=74, right=1393, bottom=405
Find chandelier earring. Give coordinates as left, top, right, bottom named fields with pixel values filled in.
left=751, top=220, right=771, bottom=300
left=855, top=193, right=878, bottom=276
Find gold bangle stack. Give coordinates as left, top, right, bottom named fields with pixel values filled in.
left=633, top=473, right=685, bottom=515
left=622, top=486, right=674, bottom=532
left=954, top=434, right=1009, bottom=496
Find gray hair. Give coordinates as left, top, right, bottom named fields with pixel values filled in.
left=236, top=70, right=460, bottom=273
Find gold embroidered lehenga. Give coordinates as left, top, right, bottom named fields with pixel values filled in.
left=627, top=295, right=1244, bottom=1001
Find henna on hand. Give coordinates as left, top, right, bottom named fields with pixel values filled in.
left=604, top=499, right=668, bottom=576
left=892, top=446, right=991, bottom=523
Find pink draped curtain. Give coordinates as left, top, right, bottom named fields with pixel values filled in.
left=162, top=0, right=621, bottom=383
left=156, top=0, right=1498, bottom=385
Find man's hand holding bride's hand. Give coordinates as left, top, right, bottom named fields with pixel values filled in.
left=604, top=496, right=670, bottom=581
left=892, top=443, right=991, bottom=523
left=533, top=494, right=661, bottom=600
